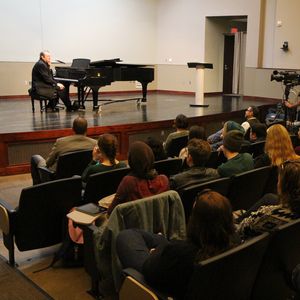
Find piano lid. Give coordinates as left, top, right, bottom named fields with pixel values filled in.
left=90, top=58, right=122, bottom=67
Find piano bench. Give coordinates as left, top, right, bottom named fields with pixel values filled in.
left=28, top=89, right=60, bottom=113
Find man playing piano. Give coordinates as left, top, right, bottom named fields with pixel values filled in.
left=31, top=50, right=74, bottom=111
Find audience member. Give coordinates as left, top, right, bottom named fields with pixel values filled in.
left=241, top=106, right=260, bottom=139
left=249, top=123, right=267, bottom=142
left=170, top=139, right=219, bottom=191
left=31, top=50, right=73, bottom=111
left=164, top=114, right=189, bottom=154
left=179, top=125, right=206, bottom=160
left=238, top=159, right=300, bottom=238
left=31, top=117, right=97, bottom=184
left=107, top=141, right=169, bottom=214
left=145, top=136, right=167, bottom=161
left=254, top=124, right=299, bottom=168
left=210, top=120, right=245, bottom=151
left=217, top=130, right=254, bottom=177
left=81, top=134, right=127, bottom=183
left=116, top=190, right=240, bottom=298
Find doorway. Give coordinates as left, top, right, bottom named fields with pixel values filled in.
left=223, top=35, right=235, bottom=94
left=205, top=16, right=247, bottom=95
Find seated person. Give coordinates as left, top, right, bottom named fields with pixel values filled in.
left=217, top=130, right=254, bottom=177
left=179, top=125, right=206, bottom=161
left=31, top=117, right=97, bottom=184
left=164, top=114, right=189, bottom=154
left=249, top=123, right=267, bottom=142
left=81, top=133, right=127, bottom=184
left=31, top=50, right=73, bottom=111
left=170, top=139, right=219, bottom=191
left=145, top=136, right=167, bottom=161
left=237, top=159, right=300, bottom=238
left=116, top=190, right=240, bottom=298
left=254, top=124, right=299, bottom=168
left=107, top=141, right=169, bottom=214
left=241, top=106, right=261, bottom=140
left=210, top=121, right=245, bottom=151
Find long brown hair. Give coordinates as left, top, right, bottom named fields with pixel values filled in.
left=278, top=160, right=300, bottom=214
left=265, top=124, right=299, bottom=166
left=186, top=190, right=236, bottom=260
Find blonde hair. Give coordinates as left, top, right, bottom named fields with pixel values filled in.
left=265, top=124, right=299, bottom=166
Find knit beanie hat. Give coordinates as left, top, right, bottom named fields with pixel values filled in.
left=225, top=121, right=245, bottom=134
left=223, top=130, right=244, bottom=152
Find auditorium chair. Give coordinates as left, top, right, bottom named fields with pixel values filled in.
left=205, top=150, right=227, bottom=169
left=38, top=149, right=93, bottom=182
left=82, top=167, right=130, bottom=204
left=227, top=166, right=272, bottom=211
left=153, top=158, right=182, bottom=178
left=251, top=219, right=300, bottom=300
left=166, top=135, right=188, bottom=157
left=82, top=190, right=186, bottom=298
left=119, top=232, right=270, bottom=300
left=179, top=177, right=231, bottom=221
left=0, top=177, right=83, bottom=266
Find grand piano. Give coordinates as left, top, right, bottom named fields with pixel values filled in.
left=54, top=58, right=154, bottom=110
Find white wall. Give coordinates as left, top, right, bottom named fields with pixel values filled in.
left=156, top=0, right=261, bottom=67
left=0, top=0, right=158, bottom=63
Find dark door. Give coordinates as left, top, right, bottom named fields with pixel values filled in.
left=222, top=35, right=235, bottom=94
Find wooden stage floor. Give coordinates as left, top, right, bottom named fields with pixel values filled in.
left=0, top=92, right=276, bottom=175
left=0, top=92, right=275, bottom=134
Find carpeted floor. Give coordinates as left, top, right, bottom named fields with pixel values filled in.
left=0, top=255, right=53, bottom=300
left=20, top=257, right=93, bottom=300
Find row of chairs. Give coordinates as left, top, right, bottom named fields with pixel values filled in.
left=0, top=157, right=184, bottom=266
left=180, top=165, right=277, bottom=221
left=120, top=218, right=300, bottom=300
left=37, top=149, right=183, bottom=184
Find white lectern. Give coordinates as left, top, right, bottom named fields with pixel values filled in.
left=187, top=62, right=213, bottom=107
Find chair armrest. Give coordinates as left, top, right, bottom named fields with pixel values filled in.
left=0, top=199, right=17, bottom=235
left=0, top=199, right=16, bottom=213
left=38, top=166, right=55, bottom=182
left=122, top=268, right=169, bottom=300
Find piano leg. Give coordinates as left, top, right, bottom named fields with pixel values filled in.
left=91, top=87, right=100, bottom=110
left=141, top=81, right=150, bottom=102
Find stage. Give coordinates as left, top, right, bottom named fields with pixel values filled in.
left=0, top=92, right=276, bottom=175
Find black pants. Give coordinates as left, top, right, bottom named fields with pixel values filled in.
left=116, top=229, right=168, bottom=272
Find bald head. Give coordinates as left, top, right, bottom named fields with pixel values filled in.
left=72, top=117, right=88, bottom=135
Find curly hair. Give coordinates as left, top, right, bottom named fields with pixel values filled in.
left=97, top=134, right=118, bottom=165
left=265, top=124, right=299, bottom=166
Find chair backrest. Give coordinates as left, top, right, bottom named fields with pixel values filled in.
left=179, top=177, right=231, bottom=221
left=250, top=140, right=265, bottom=158
left=15, top=177, right=83, bottom=251
left=228, top=166, right=272, bottom=211
left=251, top=219, right=300, bottom=300
left=71, top=58, right=91, bottom=69
left=185, top=232, right=270, bottom=300
left=205, top=151, right=226, bottom=169
left=83, top=167, right=130, bottom=203
left=55, top=149, right=93, bottom=179
left=166, top=135, right=188, bottom=157
left=153, top=158, right=182, bottom=178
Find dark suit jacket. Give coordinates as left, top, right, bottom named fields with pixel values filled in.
left=32, top=59, right=57, bottom=94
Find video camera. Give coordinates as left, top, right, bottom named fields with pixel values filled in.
left=271, top=70, right=300, bottom=86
